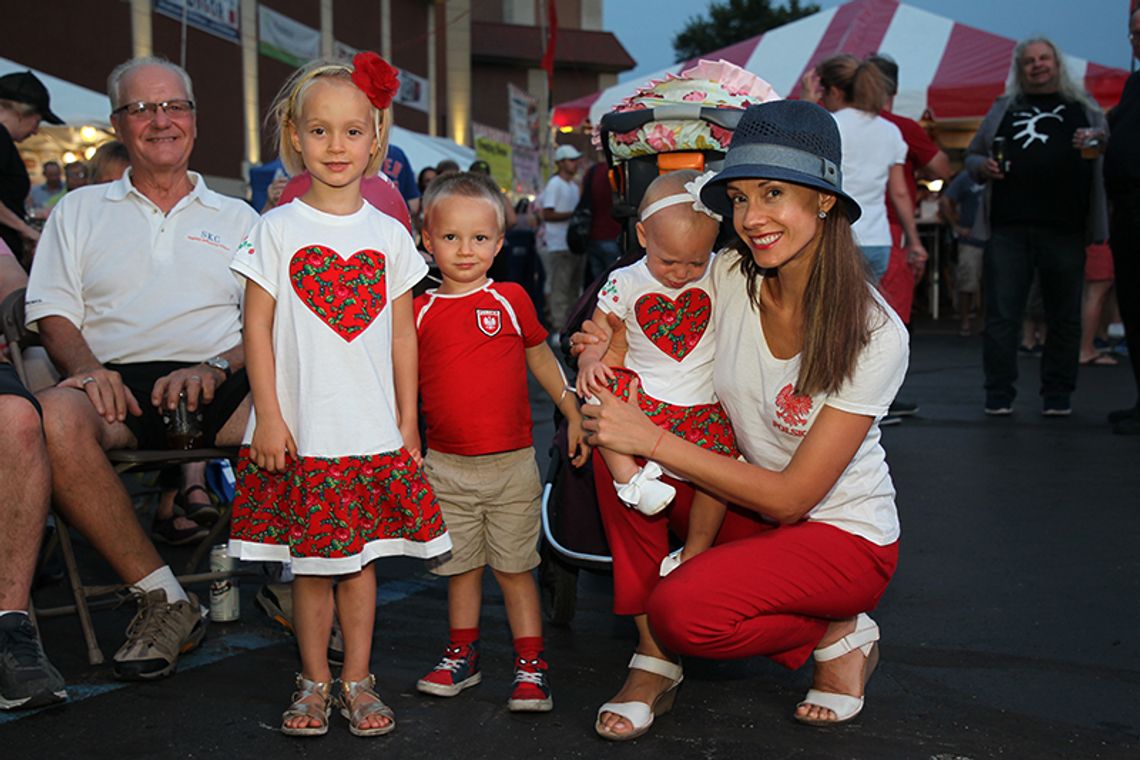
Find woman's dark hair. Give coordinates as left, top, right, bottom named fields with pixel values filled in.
left=730, top=209, right=881, bottom=396
left=417, top=166, right=437, bottom=193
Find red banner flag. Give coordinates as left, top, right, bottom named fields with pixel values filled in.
left=541, top=0, right=558, bottom=87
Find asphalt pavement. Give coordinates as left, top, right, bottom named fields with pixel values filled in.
left=3, top=320, right=1138, bottom=759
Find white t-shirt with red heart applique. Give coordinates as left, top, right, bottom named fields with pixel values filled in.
left=596, top=254, right=718, bottom=407
left=230, top=199, right=427, bottom=458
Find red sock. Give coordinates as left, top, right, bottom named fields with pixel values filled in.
left=513, top=636, right=544, bottom=661
left=450, top=627, right=479, bottom=647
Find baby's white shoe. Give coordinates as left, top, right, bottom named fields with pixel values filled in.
left=615, top=462, right=675, bottom=515
left=659, top=547, right=684, bottom=577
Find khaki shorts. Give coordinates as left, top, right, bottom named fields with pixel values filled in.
left=424, top=447, right=542, bottom=576
left=957, top=242, right=984, bottom=294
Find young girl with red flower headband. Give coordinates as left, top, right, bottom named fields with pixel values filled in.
left=227, top=53, right=451, bottom=739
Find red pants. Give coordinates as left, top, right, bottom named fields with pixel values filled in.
left=595, top=452, right=899, bottom=670
left=879, top=223, right=916, bottom=324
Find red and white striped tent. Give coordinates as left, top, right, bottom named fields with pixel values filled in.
left=552, top=0, right=1129, bottom=128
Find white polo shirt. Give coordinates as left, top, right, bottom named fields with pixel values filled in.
left=25, top=169, right=259, bottom=364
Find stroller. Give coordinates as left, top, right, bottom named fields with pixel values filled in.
left=539, top=61, right=777, bottom=624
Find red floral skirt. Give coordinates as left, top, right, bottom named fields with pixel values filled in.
left=609, top=367, right=739, bottom=458
left=229, top=446, right=451, bottom=575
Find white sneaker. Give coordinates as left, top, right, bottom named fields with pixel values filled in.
left=615, top=462, right=675, bottom=515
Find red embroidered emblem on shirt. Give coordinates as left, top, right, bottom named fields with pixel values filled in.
left=289, top=245, right=387, bottom=342
left=634, top=288, right=710, bottom=362
left=774, top=383, right=812, bottom=428
left=476, top=308, right=502, bottom=337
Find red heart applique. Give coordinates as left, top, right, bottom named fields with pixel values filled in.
left=634, top=288, right=711, bottom=361
left=289, top=245, right=387, bottom=342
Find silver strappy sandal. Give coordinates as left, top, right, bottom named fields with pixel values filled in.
left=338, top=674, right=396, bottom=737
left=281, top=675, right=333, bottom=737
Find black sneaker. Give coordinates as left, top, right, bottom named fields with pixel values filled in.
left=255, top=583, right=294, bottom=634
left=1107, top=406, right=1139, bottom=425
left=1042, top=395, right=1072, bottom=417
left=985, top=394, right=1014, bottom=416
left=887, top=399, right=919, bottom=417
left=0, top=613, right=68, bottom=710
left=1113, top=415, right=1140, bottom=435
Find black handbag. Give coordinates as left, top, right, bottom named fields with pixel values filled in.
left=566, top=165, right=596, bottom=255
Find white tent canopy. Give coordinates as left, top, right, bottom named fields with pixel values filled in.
left=389, top=124, right=475, bottom=177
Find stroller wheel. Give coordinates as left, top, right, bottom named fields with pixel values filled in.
left=539, top=543, right=579, bottom=627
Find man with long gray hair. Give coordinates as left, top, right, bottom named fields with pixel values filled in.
left=965, top=37, right=1108, bottom=418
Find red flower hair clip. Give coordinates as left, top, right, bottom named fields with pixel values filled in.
left=351, top=51, right=400, bottom=110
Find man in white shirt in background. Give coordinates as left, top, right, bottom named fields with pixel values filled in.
left=540, top=144, right=583, bottom=332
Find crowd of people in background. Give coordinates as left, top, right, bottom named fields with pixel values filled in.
left=0, top=6, right=1138, bottom=742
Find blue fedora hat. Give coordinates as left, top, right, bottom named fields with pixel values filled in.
left=700, top=100, right=861, bottom=223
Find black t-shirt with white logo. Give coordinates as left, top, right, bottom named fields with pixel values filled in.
left=990, top=93, right=1092, bottom=233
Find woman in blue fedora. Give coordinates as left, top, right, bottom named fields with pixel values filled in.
left=579, top=99, right=908, bottom=737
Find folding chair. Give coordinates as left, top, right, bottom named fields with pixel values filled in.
left=2, top=288, right=244, bottom=664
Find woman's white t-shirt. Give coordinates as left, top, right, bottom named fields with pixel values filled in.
left=230, top=199, right=427, bottom=459
left=830, top=107, right=907, bottom=248
left=711, top=249, right=908, bottom=545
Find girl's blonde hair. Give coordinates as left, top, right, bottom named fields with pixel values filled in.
left=269, top=58, right=391, bottom=177
left=816, top=54, right=890, bottom=115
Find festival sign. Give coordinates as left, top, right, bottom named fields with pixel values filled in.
left=508, top=83, right=540, bottom=150
left=473, top=123, right=513, bottom=191
left=155, top=0, right=240, bottom=43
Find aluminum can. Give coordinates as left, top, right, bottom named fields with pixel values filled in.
left=209, top=544, right=239, bottom=622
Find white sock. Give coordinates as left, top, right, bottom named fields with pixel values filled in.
left=135, top=566, right=189, bottom=603
left=0, top=610, right=30, bottom=619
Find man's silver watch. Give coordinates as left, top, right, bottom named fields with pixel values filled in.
left=204, top=355, right=231, bottom=379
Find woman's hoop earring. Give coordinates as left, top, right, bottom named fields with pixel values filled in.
left=818, top=210, right=828, bottom=219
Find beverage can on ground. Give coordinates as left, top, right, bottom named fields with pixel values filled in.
left=209, top=544, right=239, bottom=622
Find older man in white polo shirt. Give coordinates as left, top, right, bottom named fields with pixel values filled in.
left=24, top=57, right=258, bottom=682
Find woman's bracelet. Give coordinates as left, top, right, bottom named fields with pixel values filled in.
left=559, top=385, right=576, bottom=404
left=649, top=429, right=666, bottom=461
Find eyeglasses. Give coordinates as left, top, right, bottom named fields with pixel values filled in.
left=111, top=100, right=195, bottom=119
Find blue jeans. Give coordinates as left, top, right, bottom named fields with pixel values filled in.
left=859, top=245, right=891, bottom=284
left=585, top=238, right=622, bottom=287
left=982, top=225, right=1085, bottom=401
left=1109, top=190, right=1140, bottom=403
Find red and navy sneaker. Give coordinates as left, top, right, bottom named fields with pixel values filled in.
left=507, top=654, right=553, bottom=712
left=416, top=641, right=481, bottom=697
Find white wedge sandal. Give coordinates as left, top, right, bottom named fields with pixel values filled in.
left=595, top=653, right=683, bottom=741
left=795, top=612, right=881, bottom=726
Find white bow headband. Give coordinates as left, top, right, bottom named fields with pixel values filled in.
left=639, top=170, right=723, bottom=223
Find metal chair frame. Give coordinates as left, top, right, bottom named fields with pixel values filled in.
left=2, top=287, right=247, bottom=665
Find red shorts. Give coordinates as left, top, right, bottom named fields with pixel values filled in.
left=1085, top=242, right=1114, bottom=282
